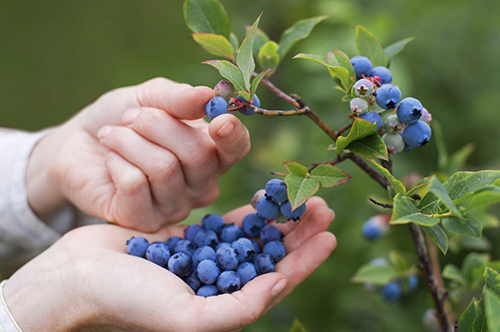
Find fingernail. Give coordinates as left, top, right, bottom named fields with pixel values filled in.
left=271, top=279, right=288, bottom=297
left=122, top=109, right=141, bottom=125
left=217, top=120, right=235, bottom=138
left=98, top=126, right=113, bottom=140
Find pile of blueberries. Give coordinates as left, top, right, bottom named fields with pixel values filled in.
left=126, top=179, right=304, bottom=297
left=349, top=55, right=432, bottom=152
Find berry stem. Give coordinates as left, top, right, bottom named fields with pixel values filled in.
left=251, top=105, right=309, bottom=116
left=334, top=122, right=353, bottom=139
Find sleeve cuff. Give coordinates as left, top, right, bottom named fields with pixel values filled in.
left=0, top=280, right=22, bottom=332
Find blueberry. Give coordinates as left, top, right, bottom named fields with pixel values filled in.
left=193, top=229, right=219, bottom=248
left=165, top=236, right=182, bottom=253
left=250, top=239, right=262, bottom=254
left=238, top=94, right=261, bottom=116
left=382, top=281, right=402, bottom=301
left=205, top=96, right=228, bottom=120
left=382, top=133, right=405, bottom=154
left=216, top=242, right=232, bottom=251
left=232, top=238, right=256, bottom=263
left=236, top=262, right=258, bottom=286
left=167, top=253, right=193, bottom=277
left=145, top=242, right=171, bottom=267
left=197, top=285, right=219, bottom=297
left=174, top=240, right=197, bottom=256
left=371, top=66, right=392, bottom=85
left=184, top=224, right=203, bottom=242
left=359, top=111, right=383, bottom=131
left=214, top=80, right=235, bottom=99
left=260, top=225, right=284, bottom=244
left=215, top=247, right=239, bottom=271
left=350, top=98, right=369, bottom=115
left=375, top=84, right=402, bottom=109
left=350, top=56, right=373, bottom=79
left=408, top=274, right=419, bottom=291
left=421, top=108, right=432, bottom=123
left=183, top=270, right=202, bottom=292
left=192, top=246, right=216, bottom=266
left=256, top=197, right=280, bottom=220
left=126, top=237, right=149, bottom=257
left=362, top=220, right=382, bottom=240
left=251, top=189, right=266, bottom=209
left=263, top=241, right=287, bottom=263
left=197, top=259, right=221, bottom=285
left=201, top=214, right=225, bottom=234
left=402, top=121, right=432, bottom=150
left=354, top=79, right=374, bottom=98
left=242, top=213, right=266, bottom=237
left=220, top=224, right=244, bottom=243
left=280, top=201, right=306, bottom=221
left=217, top=271, right=241, bottom=293
left=397, top=97, right=423, bottom=124
left=384, top=114, right=403, bottom=133
left=265, top=179, right=288, bottom=203
left=254, top=254, right=276, bottom=275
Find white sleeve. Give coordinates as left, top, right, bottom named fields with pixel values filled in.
left=0, top=281, right=22, bottom=332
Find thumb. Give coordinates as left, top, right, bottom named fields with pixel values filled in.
left=191, top=273, right=288, bottom=332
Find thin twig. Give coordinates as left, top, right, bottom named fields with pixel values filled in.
left=334, top=122, right=353, bottom=139
left=307, top=155, right=345, bottom=171
left=251, top=105, right=308, bottom=116
left=368, top=198, right=394, bottom=209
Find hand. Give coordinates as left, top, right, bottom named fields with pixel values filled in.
left=27, top=78, right=251, bottom=231
left=4, top=197, right=336, bottom=332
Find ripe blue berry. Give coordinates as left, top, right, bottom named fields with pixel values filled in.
left=126, top=237, right=149, bottom=257
left=201, top=214, right=225, bottom=234
left=232, top=238, right=256, bottom=263
left=216, top=242, right=232, bottom=251
left=384, top=114, right=403, bottom=133
left=350, top=56, right=373, bottom=79
left=382, top=281, right=402, bottom=301
left=265, top=179, right=288, bottom=203
left=256, top=197, right=280, bottom=220
left=197, top=285, right=219, bottom=297
left=193, top=229, right=219, bottom=248
left=192, top=246, right=216, bottom=266
left=359, top=111, right=383, bottom=131
left=402, top=121, right=432, bottom=150
left=354, top=79, right=374, bottom=98
left=184, top=270, right=202, bottom=292
left=251, top=189, right=266, bottom=209
left=205, top=96, right=228, bottom=120
left=383, top=133, right=405, bottom=154
left=242, top=213, right=266, bottom=237
left=371, top=66, right=392, bottom=84
left=238, top=94, right=261, bottom=116
left=375, top=84, right=402, bottom=109
left=214, top=80, right=235, bottom=99
left=216, top=246, right=239, bottom=271
left=217, top=271, right=241, bottom=293
left=174, top=239, right=197, bottom=256
left=197, top=259, right=221, bottom=285
left=350, top=98, right=369, bottom=115
left=408, top=274, right=419, bottom=291
left=165, top=236, right=182, bottom=253
left=280, top=201, right=306, bottom=221
left=263, top=241, right=287, bottom=262
left=184, top=224, right=202, bottom=242
left=362, top=220, right=382, bottom=240
left=260, top=225, right=284, bottom=244
left=250, top=240, right=262, bottom=254
left=397, top=97, right=423, bottom=124
left=236, top=262, right=258, bottom=286
left=145, top=242, right=171, bottom=267
left=168, top=252, right=193, bottom=277
left=220, top=224, right=244, bottom=243
left=254, top=254, right=276, bottom=275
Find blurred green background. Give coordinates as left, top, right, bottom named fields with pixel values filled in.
left=2, top=0, right=500, bottom=331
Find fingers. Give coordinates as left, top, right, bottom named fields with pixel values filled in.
left=135, top=77, right=214, bottom=120
left=222, top=204, right=255, bottom=226
left=209, top=114, right=251, bottom=172
left=189, top=273, right=288, bottom=332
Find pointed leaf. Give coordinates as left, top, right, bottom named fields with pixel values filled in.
left=443, top=264, right=467, bottom=285
left=192, top=33, right=234, bottom=59
left=389, top=251, right=409, bottom=272
left=346, top=134, right=388, bottom=160
left=355, top=25, right=387, bottom=66
left=351, top=263, right=398, bottom=285
left=278, top=16, right=327, bottom=59
left=284, top=173, right=320, bottom=210
left=236, top=14, right=262, bottom=90
left=203, top=60, right=246, bottom=91
left=367, top=159, right=407, bottom=195
left=464, top=186, right=500, bottom=212
left=459, top=299, right=476, bottom=332
left=293, top=53, right=351, bottom=89
left=283, top=161, right=309, bottom=177
left=250, top=69, right=271, bottom=98
left=472, top=298, right=487, bottom=332
left=289, top=318, right=309, bottom=332
left=310, top=164, right=351, bottom=189
left=484, top=290, right=500, bottom=332
left=428, top=175, right=462, bottom=216
left=336, top=117, right=378, bottom=154
left=422, top=224, right=449, bottom=254
left=184, top=0, right=230, bottom=39
left=384, top=37, right=414, bottom=65
left=391, top=194, right=439, bottom=226
left=252, top=28, right=270, bottom=57
left=446, top=143, right=475, bottom=175
left=230, top=32, right=239, bottom=50
left=258, top=41, right=280, bottom=74
left=236, top=90, right=250, bottom=101
left=463, top=253, right=490, bottom=286
left=443, top=215, right=482, bottom=238
left=484, top=267, right=500, bottom=297
left=328, top=50, right=355, bottom=79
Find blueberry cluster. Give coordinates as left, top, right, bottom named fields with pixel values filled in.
left=349, top=56, right=433, bottom=153
left=205, top=81, right=260, bottom=120
left=361, top=214, right=390, bottom=241
left=125, top=179, right=297, bottom=297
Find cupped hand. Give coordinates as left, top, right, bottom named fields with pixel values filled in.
left=4, top=197, right=336, bottom=332
left=28, top=78, right=251, bottom=231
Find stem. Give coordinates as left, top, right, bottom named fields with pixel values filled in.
left=251, top=105, right=308, bottom=116
left=368, top=198, right=394, bottom=209
left=334, top=122, right=353, bottom=139
left=429, top=212, right=453, bottom=219
left=258, top=77, right=301, bottom=108
left=345, top=153, right=391, bottom=188
left=428, top=236, right=454, bottom=322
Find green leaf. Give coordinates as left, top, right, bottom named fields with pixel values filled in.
left=278, top=16, right=327, bottom=59
left=443, top=264, right=467, bottom=285
left=484, top=290, right=500, bottom=332
left=391, top=194, right=439, bottom=226
left=407, top=177, right=431, bottom=197
left=293, top=53, right=351, bottom=90
left=203, top=60, right=246, bottom=91
left=472, top=298, right=487, bottom=332
left=283, top=161, right=309, bottom=177
left=250, top=69, right=271, bottom=98
left=252, top=28, right=270, bottom=57
left=192, top=33, right=234, bottom=59
left=422, top=224, right=449, bottom=254
left=283, top=162, right=319, bottom=210
left=183, top=0, right=230, bottom=39
left=336, top=117, right=378, bottom=154
left=289, top=318, right=309, bottom=332
left=367, top=159, right=407, bottom=195
left=384, top=37, right=414, bottom=65
left=355, top=25, right=387, bottom=67
left=484, top=267, right=500, bottom=297
left=258, top=41, right=280, bottom=74
left=309, top=165, right=351, bottom=189
left=443, top=216, right=482, bottom=238
left=446, top=143, right=475, bottom=175
left=236, top=14, right=262, bottom=90
left=230, top=32, right=239, bottom=50
left=346, top=134, right=388, bottom=160
left=463, top=253, right=490, bottom=285
left=464, top=186, right=500, bottom=212
left=327, top=50, right=355, bottom=80
left=351, top=264, right=398, bottom=285
left=428, top=175, right=462, bottom=217
left=236, top=90, right=250, bottom=101
left=459, top=299, right=476, bottom=332
left=389, top=251, right=409, bottom=272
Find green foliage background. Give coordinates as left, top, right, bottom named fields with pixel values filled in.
left=1, top=0, right=500, bottom=330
